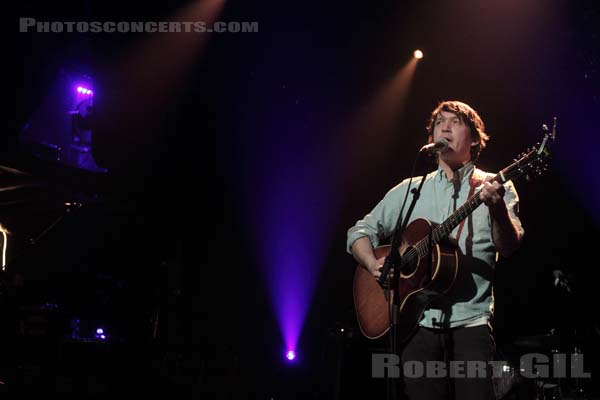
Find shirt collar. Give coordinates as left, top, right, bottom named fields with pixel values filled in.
left=437, top=161, right=475, bottom=185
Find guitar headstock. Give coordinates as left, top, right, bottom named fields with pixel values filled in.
left=498, top=118, right=556, bottom=184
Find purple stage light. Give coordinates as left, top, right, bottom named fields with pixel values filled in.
left=286, top=350, right=296, bottom=361
left=100, top=334, right=106, bottom=340
left=257, top=162, right=332, bottom=363
left=240, top=115, right=336, bottom=366
left=21, top=70, right=107, bottom=174
left=96, top=328, right=104, bottom=335
left=236, top=73, right=339, bottom=370
left=76, top=85, right=93, bottom=96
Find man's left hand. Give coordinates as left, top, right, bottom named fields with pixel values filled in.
left=480, top=179, right=506, bottom=208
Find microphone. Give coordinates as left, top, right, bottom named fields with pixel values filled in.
left=420, top=138, right=449, bottom=154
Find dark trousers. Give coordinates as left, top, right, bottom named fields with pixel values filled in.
left=400, top=325, right=496, bottom=400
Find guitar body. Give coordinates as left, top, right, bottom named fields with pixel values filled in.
left=353, top=218, right=459, bottom=341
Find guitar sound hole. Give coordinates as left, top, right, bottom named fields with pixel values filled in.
left=400, top=246, right=418, bottom=275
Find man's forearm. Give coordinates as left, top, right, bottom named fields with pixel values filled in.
left=490, top=200, right=522, bottom=257
left=351, top=236, right=378, bottom=269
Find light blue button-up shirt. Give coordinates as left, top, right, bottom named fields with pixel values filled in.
left=347, top=162, right=524, bottom=328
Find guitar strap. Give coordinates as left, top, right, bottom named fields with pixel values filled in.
left=454, top=168, right=485, bottom=243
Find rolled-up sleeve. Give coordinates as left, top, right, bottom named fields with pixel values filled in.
left=503, top=180, right=525, bottom=239
left=346, top=181, right=407, bottom=254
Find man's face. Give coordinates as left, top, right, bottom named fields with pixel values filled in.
left=432, top=110, right=476, bottom=165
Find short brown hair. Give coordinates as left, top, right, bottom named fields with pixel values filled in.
left=426, top=100, right=490, bottom=162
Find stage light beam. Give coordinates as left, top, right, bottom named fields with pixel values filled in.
left=286, top=350, right=296, bottom=361
left=413, top=49, right=424, bottom=59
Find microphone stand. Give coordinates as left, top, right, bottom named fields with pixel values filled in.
left=378, top=153, right=432, bottom=400
left=553, top=270, right=589, bottom=399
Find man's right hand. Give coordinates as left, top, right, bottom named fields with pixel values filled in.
left=351, top=237, right=384, bottom=279
left=367, top=260, right=383, bottom=278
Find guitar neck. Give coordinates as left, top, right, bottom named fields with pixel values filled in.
left=432, top=189, right=484, bottom=244
left=407, top=183, right=487, bottom=262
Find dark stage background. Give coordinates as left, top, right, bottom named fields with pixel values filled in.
left=4, top=0, right=600, bottom=397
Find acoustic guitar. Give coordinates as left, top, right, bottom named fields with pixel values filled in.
left=353, top=125, right=554, bottom=342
